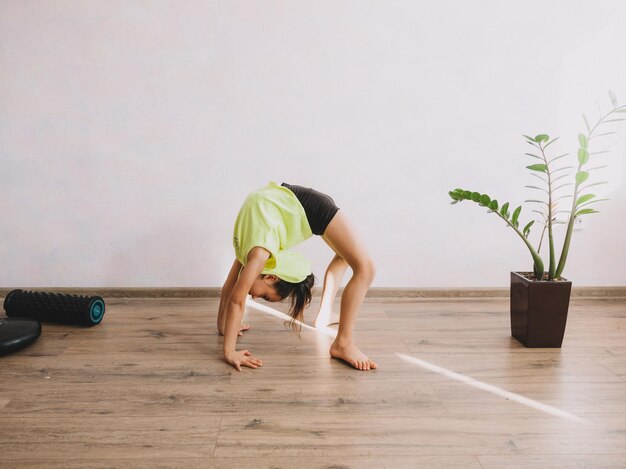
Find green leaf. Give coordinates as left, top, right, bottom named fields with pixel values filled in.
left=527, top=164, right=548, bottom=173
left=549, top=153, right=569, bottom=164
left=449, top=191, right=461, bottom=201
left=609, top=90, right=618, bottom=107
left=576, top=194, right=596, bottom=206
left=488, top=199, right=498, bottom=211
left=479, top=194, right=491, bottom=206
left=580, top=181, right=607, bottom=191
left=578, top=133, right=588, bottom=149
left=575, top=171, right=590, bottom=184
left=534, top=134, right=550, bottom=143
left=523, top=220, right=535, bottom=237
left=530, top=173, right=548, bottom=184
left=553, top=183, right=573, bottom=192
left=575, top=208, right=599, bottom=217
left=523, top=134, right=537, bottom=142
left=531, top=209, right=547, bottom=217
left=552, top=166, right=574, bottom=175
left=470, top=192, right=481, bottom=202
left=544, top=137, right=560, bottom=149
left=577, top=148, right=589, bottom=165
left=500, top=202, right=510, bottom=218
left=524, top=153, right=543, bottom=160
left=511, top=206, right=522, bottom=225
left=462, top=191, right=472, bottom=200
left=577, top=198, right=609, bottom=209
left=552, top=174, right=570, bottom=184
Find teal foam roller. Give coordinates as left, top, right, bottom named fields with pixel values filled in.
left=4, top=289, right=105, bottom=327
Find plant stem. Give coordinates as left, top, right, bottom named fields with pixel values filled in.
left=537, top=224, right=547, bottom=253
left=496, top=212, right=544, bottom=279
left=539, top=142, right=556, bottom=279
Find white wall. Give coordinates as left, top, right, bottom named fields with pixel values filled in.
left=1, top=0, right=625, bottom=288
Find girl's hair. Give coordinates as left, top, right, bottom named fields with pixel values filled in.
left=273, top=273, right=315, bottom=332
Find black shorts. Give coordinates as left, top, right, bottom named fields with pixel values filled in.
left=282, top=183, right=340, bottom=235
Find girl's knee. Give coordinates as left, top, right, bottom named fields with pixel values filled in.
left=367, top=259, right=376, bottom=284
left=333, top=253, right=347, bottom=264
left=355, top=258, right=376, bottom=285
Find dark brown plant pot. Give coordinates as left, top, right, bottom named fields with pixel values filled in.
left=510, top=271, right=572, bottom=348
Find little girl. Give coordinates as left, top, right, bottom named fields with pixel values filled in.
left=217, top=182, right=377, bottom=372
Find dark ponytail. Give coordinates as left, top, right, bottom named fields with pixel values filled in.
left=274, top=273, right=315, bottom=332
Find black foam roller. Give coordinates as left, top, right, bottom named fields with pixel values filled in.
left=3, top=289, right=106, bottom=327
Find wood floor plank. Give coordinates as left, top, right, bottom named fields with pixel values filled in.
left=0, top=380, right=446, bottom=417
left=214, top=412, right=626, bottom=457
left=0, top=416, right=220, bottom=461
left=6, top=455, right=483, bottom=469
left=397, top=351, right=625, bottom=384
left=594, top=355, right=626, bottom=381
left=0, top=356, right=231, bottom=384
left=431, top=380, right=626, bottom=415
left=479, top=454, right=626, bottom=469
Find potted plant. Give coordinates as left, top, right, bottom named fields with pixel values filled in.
left=448, top=92, right=626, bottom=347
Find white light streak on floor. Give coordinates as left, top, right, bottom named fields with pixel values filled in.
left=247, top=298, right=585, bottom=423
left=397, top=352, right=585, bottom=423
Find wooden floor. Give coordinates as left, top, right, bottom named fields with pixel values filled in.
left=1, top=295, right=626, bottom=468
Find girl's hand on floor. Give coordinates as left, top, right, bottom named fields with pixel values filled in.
left=225, top=349, right=263, bottom=371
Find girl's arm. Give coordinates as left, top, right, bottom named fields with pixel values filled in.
left=222, top=247, right=270, bottom=371
left=217, top=259, right=243, bottom=335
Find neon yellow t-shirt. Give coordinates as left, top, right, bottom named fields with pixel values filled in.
left=233, top=182, right=313, bottom=283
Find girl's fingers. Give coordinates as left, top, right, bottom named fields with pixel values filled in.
left=244, top=358, right=263, bottom=368
left=230, top=352, right=263, bottom=371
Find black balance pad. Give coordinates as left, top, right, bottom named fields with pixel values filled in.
left=0, top=317, right=42, bottom=356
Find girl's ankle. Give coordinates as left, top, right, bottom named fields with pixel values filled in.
left=332, top=336, right=353, bottom=348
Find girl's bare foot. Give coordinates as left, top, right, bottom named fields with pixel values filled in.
left=330, top=339, right=377, bottom=371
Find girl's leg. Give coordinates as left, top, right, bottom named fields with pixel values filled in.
left=314, top=254, right=348, bottom=328
left=322, top=211, right=377, bottom=370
